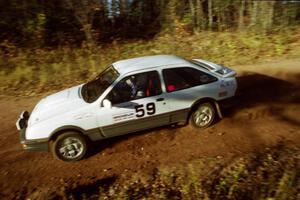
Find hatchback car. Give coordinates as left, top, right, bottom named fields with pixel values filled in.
left=16, top=55, right=237, bottom=161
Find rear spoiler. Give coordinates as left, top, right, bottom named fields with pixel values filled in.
left=191, top=59, right=236, bottom=78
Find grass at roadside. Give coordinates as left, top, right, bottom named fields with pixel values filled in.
left=0, top=28, right=300, bottom=96
left=27, top=143, right=299, bottom=200
left=95, top=144, right=300, bottom=200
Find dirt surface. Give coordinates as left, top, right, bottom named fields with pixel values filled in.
left=0, top=60, right=300, bottom=199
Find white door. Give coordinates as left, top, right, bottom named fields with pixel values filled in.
left=97, top=70, right=170, bottom=138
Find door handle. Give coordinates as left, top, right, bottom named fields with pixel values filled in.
left=156, top=98, right=164, bottom=102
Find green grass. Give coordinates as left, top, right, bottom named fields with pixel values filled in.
left=112, top=147, right=298, bottom=200
left=0, top=28, right=300, bottom=96
left=42, top=144, right=299, bottom=200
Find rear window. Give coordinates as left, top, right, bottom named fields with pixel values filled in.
left=162, top=67, right=217, bottom=92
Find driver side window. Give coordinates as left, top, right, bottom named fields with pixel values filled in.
left=106, top=71, right=162, bottom=105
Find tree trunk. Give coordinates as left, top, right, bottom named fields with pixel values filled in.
left=195, top=0, right=204, bottom=31
left=119, top=0, right=127, bottom=15
left=64, top=0, right=103, bottom=46
left=82, top=24, right=94, bottom=45
left=188, top=0, right=196, bottom=30
left=267, top=1, right=275, bottom=31
left=238, top=0, right=246, bottom=30
left=208, top=0, right=213, bottom=31
left=250, top=1, right=258, bottom=27
left=262, top=1, right=275, bottom=34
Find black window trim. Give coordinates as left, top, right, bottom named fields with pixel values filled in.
left=106, top=70, right=163, bottom=105
left=162, top=66, right=218, bottom=93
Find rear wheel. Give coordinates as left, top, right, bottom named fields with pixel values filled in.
left=189, top=102, right=215, bottom=129
left=51, top=132, right=87, bottom=161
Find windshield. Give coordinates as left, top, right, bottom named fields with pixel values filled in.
left=81, top=66, right=119, bottom=103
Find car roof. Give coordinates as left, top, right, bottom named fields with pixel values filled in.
left=112, top=55, right=191, bottom=74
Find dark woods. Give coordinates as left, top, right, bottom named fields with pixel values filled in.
left=0, top=0, right=160, bottom=47
left=0, top=0, right=300, bottom=47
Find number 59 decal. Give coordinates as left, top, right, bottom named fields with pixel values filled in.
left=135, top=102, right=156, bottom=118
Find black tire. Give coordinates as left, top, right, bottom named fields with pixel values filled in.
left=51, top=132, right=87, bottom=162
left=189, top=102, right=215, bottom=129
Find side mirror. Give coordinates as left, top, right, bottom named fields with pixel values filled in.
left=103, top=99, right=112, bottom=109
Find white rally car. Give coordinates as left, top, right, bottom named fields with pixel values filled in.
left=16, top=55, right=237, bottom=161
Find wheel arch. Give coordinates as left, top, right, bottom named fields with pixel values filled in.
left=188, top=97, right=222, bottom=120
left=49, top=126, right=88, bottom=142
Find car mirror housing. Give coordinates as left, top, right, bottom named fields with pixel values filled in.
left=103, top=99, right=112, bottom=109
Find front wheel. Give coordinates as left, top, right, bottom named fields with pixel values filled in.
left=189, top=102, right=215, bottom=129
left=51, top=132, right=87, bottom=161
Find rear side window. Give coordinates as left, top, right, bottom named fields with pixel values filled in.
left=162, top=67, right=217, bottom=92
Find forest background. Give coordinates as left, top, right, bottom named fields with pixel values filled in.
left=0, top=0, right=299, bottom=94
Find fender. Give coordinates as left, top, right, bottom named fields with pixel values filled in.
left=214, top=101, right=223, bottom=119
left=189, top=98, right=223, bottom=119
left=49, top=125, right=104, bottom=141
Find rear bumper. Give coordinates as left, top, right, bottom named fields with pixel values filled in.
left=17, top=111, right=49, bottom=152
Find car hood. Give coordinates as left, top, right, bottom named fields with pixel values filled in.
left=28, top=85, right=87, bottom=126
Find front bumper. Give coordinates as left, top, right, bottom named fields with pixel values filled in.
left=16, top=111, right=49, bottom=152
